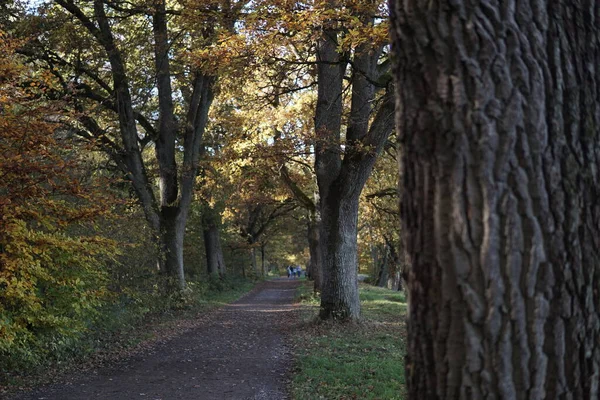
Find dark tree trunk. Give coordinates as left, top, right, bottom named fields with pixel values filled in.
left=250, top=247, right=258, bottom=275
left=376, top=246, right=390, bottom=288
left=384, top=236, right=403, bottom=291
left=390, top=0, right=600, bottom=398
left=307, top=211, right=322, bottom=292
left=318, top=191, right=362, bottom=320
left=260, top=244, right=266, bottom=277
left=157, top=207, right=186, bottom=289
left=203, top=208, right=226, bottom=276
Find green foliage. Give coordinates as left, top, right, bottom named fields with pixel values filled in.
left=0, top=221, right=116, bottom=370
left=0, top=33, right=119, bottom=374
left=292, top=283, right=407, bottom=400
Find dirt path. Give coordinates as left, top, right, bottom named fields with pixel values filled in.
left=13, top=279, right=302, bottom=400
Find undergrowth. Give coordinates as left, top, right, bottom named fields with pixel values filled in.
left=0, top=275, right=255, bottom=392
left=292, top=282, right=407, bottom=400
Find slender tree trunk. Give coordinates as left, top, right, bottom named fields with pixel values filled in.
left=250, top=247, right=258, bottom=275
left=260, top=244, right=266, bottom=277
left=391, top=0, right=600, bottom=397
left=203, top=210, right=226, bottom=277
left=370, top=243, right=378, bottom=278
left=307, top=212, right=322, bottom=292
left=376, top=246, right=390, bottom=288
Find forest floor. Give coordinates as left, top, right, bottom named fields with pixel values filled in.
left=9, top=278, right=302, bottom=400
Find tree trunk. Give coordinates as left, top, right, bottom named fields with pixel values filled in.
left=390, top=0, right=600, bottom=398
left=388, top=270, right=401, bottom=291
left=318, top=192, right=361, bottom=320
left=250, top=247, right=258, bottom=275
left=260, top=244, right=266, bottom=277
left=307, top=212, right=322, bottom=292
left=376, top=246, right=390, bottom=288
left=203, top=210, right=226, bottom=277
left=159, top=206, right=185, bottom=290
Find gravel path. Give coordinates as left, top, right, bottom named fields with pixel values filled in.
left=12, top=279, right=302, bottom=400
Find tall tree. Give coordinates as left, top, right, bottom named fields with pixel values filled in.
left=315, top=1, right=394, bottom=320
left=390, top=0, right=600, bottom=397
left=18, top=0, right=246, bottom=289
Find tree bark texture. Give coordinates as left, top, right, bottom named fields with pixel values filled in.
left=318, top=192, right=362, bottom=319
left=390, top=0, right=600, bottom=398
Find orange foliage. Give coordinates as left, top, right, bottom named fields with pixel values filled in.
left=0, top=31, right=117, bottom=368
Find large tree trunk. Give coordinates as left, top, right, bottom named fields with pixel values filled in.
left=318, top=192, right=362, bottom=320
left=203, top=209, right=226, bottom=276
left=158, top=207, right=185, bottom=289
left=390, top=0, right=600, bottom=398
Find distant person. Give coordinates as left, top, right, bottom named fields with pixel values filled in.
left=287, top=266, right=292, bottom=278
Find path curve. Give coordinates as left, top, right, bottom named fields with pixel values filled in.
left=13, top=279, right=301, bottom=400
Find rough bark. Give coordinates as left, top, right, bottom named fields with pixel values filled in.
left=390, top=0, right=600, bottom=397
left=318, top=192, right=362, bottom=319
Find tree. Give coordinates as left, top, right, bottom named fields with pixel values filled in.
left=17, top=0, right=247, bottom=289
left=314, top=1, right=394, bottom=320
left=390, top=0, right=600, bottom=397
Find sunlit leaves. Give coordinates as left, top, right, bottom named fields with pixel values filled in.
left=0, top=34, right=118, bottom=369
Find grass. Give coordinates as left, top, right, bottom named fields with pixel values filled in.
left=292, top=283, right=407, bottom=400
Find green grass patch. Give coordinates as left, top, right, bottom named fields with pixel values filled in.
left=292, top=283, right=407, bottom=400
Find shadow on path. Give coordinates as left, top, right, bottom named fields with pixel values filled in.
left=13, top=279, right=302, bottom=400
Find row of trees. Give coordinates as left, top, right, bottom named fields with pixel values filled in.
left=8, top=0, right=595, bottom=397
left=4, top=0, right=396, bottom=319
left=2, top=0, right=402, bottom=370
